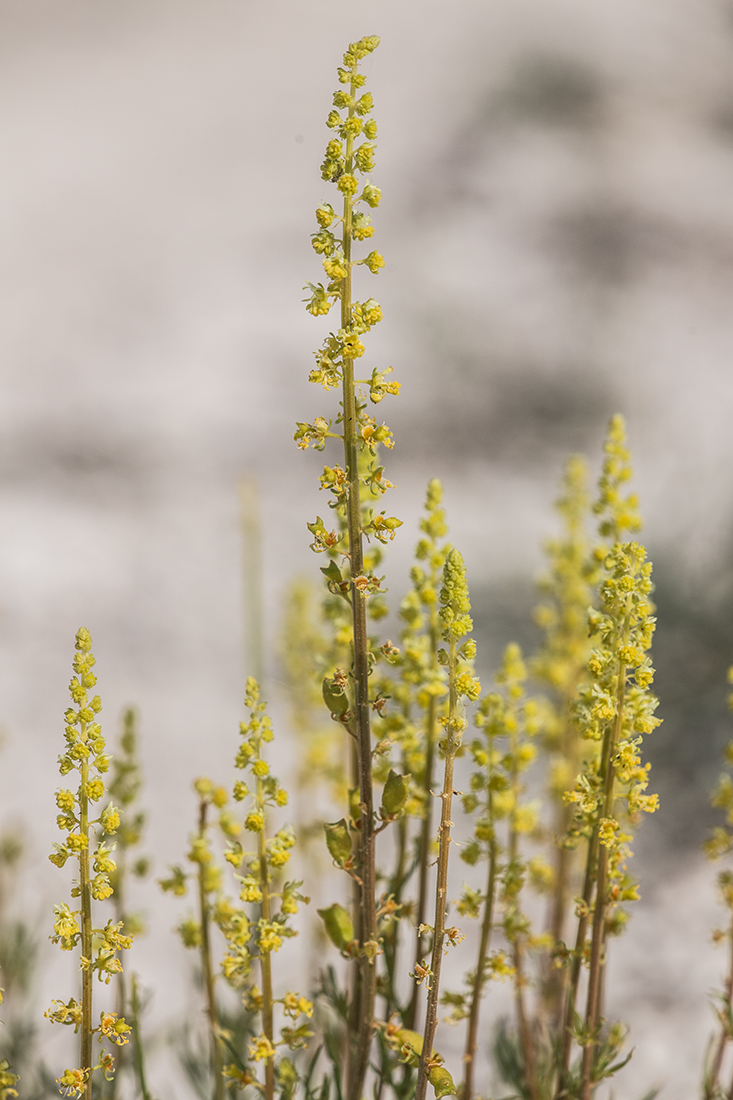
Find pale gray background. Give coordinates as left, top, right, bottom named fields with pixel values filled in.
left=2, top=1, right=733, bottom=1096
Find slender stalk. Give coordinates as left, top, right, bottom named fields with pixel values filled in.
left=407, top=598, right=440, bottom=1032
left=556, top=837, right=597, bottom=1097
left=382, top=811, right=408, bottom=1021
left=197, top=800, right=224, bottom=1100
left=544, top=684, right=582, bottom=1030
left=257, top=771, right=275, bottom=1100
left=507, top=730, right=540, bottom=1100
left=463, top=831, right=498, bottom=1100
left=110, top=829, right=128, bottom=1098
left=340, top=59, right=377, bottom=1100
left=415, top=637, right=459, bottom=1100
left=706, top=915, right=733, bottom=1099
left=130, top=973, right=154, bottom=1100
left=579, top=657, right=627, bottom=1100
left=239, top=478, right=264, bottom=689
left=79, top=744, right=93, bottom=1100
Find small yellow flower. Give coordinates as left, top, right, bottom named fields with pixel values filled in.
left=249, top=1034, right=275, bottom=1063
left=245, top=811, right=265, bottom=833
left=98, top=1011, right=131, bottom=1046
left=259, top=922, right=284, bottom=953
left=240, top=876, right=263, bottom=903
left=57, top=1067, right=87, bottom=1098
left=282, top=992, right=314, bottom=1018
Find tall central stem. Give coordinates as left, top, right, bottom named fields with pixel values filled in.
left=341, top=66, right=377, bottom=1100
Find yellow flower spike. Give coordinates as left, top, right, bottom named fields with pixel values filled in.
left=218, top=683, right=304, bottom=1100
left=50, top=630, right=133, bottom=1097
left=553, top=421, right=660, bottom=1097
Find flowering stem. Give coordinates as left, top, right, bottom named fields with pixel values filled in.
left=257, top=769, right=275, bottom=1100
left=507, top=732, right=540, bottom=1100
left=544, top=688, right=582, bottom=1029
left=196, top=799, right=223, bottom=1100
left=705, top=914, right=733, bottom=1098
left=415, top=636, right=459, bottom=1100
left=340, top=62, right=377, bottom=1100
left=79, top=743, right=93, bottom=1100
left=240, top=478, right=265, bottom=689
left=130, top=973, right=154, bottom=1100
left=580, top=656, right=626, bottom=1100
left=463, top=776, right=498, bottom=1100
left=408, top=650, right=439, bottom=1031
left=557, top=838, right=597, bottom=1097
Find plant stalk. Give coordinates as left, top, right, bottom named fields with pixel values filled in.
left=415, top=637, right=460, bottom=1100
left=130, top=973, right=154, bottom=1100
left=257, top=772, right=275, bottom=1100
left=197, top=799, right=223, bottom=1100
left=463, top=829, right=498, bottom=1100
left=579, top=655, right=627, bottom=1100
left=507, top=728, right=540, bottom=1100
left=556, top=836, right=597, bottom=1098
left=407, top=603, right=439, bottom=1032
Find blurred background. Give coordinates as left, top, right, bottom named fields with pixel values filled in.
left=2, top=0, right=733, bottom=1095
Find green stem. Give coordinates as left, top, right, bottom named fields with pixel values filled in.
left=507, top=730, right=540, bottom=1100
left=240, top=478, right=265, bottom=689
left=382, top=809, right=408, bottom=1021
left=580, top=659, right=626, bottom=1100
left=407, top=608, right=439, bottom=1033
left=556, top=836, right=597, bottom=1098
left=341, top=64, right=377, bottom=1100
left=80, top=737, right=93, bottom=1100
left=544, top=684, right=582, bottom=1031
left=463, top=757, right=498, bottom=1100
left=415, top=638, right=459, bottom=1100
left=197, top=800, right=223, bottom=1100
left=110, top=844, right=128, bottom=1098
left=257, top=772, right=275, bottom=1100
left=706, top=916, right=733, bottom=1099
left=130, top=973, right=154, bottom=1100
